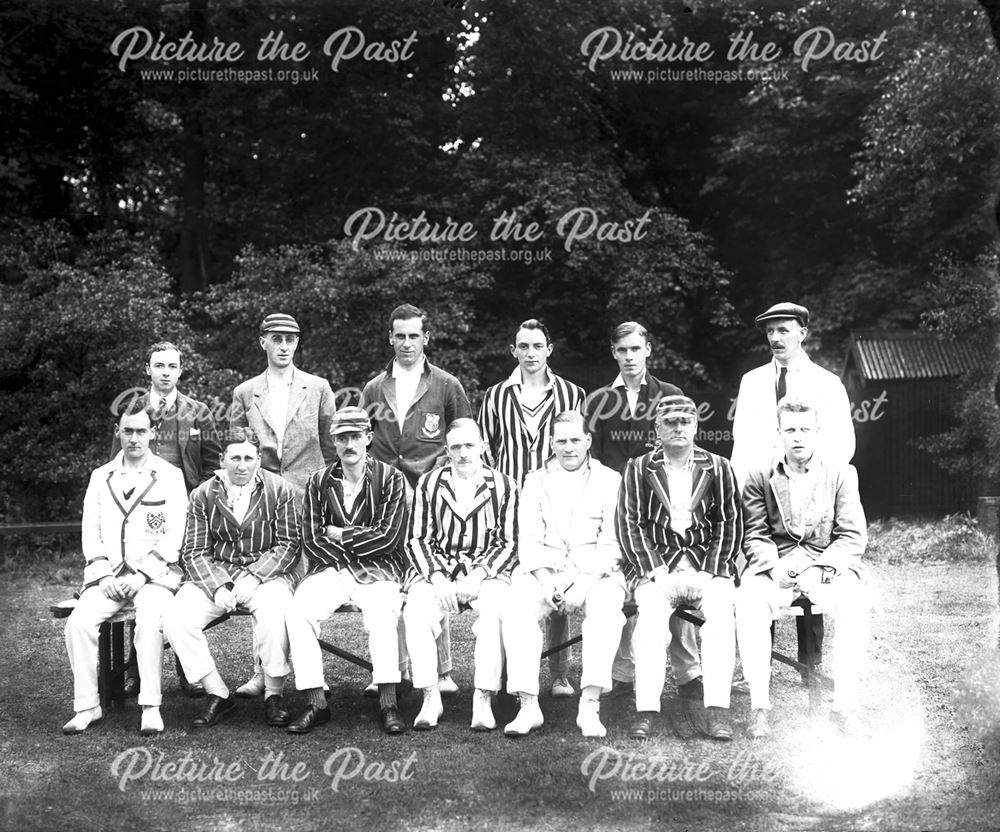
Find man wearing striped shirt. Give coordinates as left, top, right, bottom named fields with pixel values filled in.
left=285, top=407, right=409, bottom=735
left=163, top=428, right=300, bottom=729
left=617, top=395, right=742, bottom=741
left=477, top=318, right=583, bottom=695
left=403, top=418, right=518, bottom=731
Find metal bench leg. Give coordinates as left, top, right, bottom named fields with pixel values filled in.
left=111, top=619, right=127, bottom=709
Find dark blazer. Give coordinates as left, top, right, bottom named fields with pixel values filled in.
left=110, top=390, right=221, bottom=493
left=585, top=373, right=683, bottom=474
left=616, top=445, right=742, bottom=585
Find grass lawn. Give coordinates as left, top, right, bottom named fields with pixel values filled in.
left=1, top=518, right=998, bottom=832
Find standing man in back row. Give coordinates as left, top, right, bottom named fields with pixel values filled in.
left=478, top=318, right=584, bottom=697
left=730, top=302, right=856, bottom=678
left=112, top=340, right=221, bottom=494
left=230, top=312, right=338, bottom=697
left=360, top=303, right=473, bottom=695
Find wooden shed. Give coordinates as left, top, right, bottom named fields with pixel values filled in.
left=842, top=330, right=990, bottom=516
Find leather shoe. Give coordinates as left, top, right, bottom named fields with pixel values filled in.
left=630, top=713, right=655, bottom=740
left=381, top=706, right=406, bottom=735
left=287, top=705, right=331, bottom=734
left=192, top=695, right=237, bottom=728
left=677, top=676, right=704, bottom=701
left=265, top=694, right=291, bottom=727
left=123, top=670, right=140, bottom=698
left=182, top=680, right=205, bottom=698
left=705, top=706, right=733, bottom=741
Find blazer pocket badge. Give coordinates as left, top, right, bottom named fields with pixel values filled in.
left=422, top=413, right=441, bottom=438
left=146, top=511, right=166, bottom=532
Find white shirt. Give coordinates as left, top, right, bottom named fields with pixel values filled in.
left=665, top=453, right=694, bottom=535
left=392, top=358, right=425, bottom=423
left=451, top=468, right=484, bottom=516
left=544, top=462, right=592, bottom=546
left=221, top=471, right=259, bottom=524
left=611, top=373, right=646, bottom=418
left=266, top=372, right=293, bottom=459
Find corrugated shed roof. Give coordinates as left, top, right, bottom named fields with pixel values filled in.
left=846, top=330, right=989, bottom=381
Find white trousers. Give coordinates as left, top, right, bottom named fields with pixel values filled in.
left=163, top=580, right=293, bottom=683
left=634, top=572, right=736, bottom=711
left=287, top=570, right=402, bottom=689
left=404, top=579, right=508, bottom=691
left=736, top=571, right=870, bottom=711
left=65, top=584, right=173, bottom=711
left=503, top=571, right=626, bottom=695
left=612, top=615, right=702, bottom=686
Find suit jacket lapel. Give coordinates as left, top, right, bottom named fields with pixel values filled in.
left=250, top=373, right=278, bottom=435
left=285, top=371, right=308, bottom=428
left=689, top=451, right=714, bottom=510
left=769, top=469, right=796, bottom=538
left=380, top=371, right=401, bottom=425
left=645, top=453, right=673, bottom=518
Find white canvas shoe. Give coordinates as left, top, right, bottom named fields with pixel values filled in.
left=470, top=689, right=496, bottom=731
left=504, top=695, right=544, bottom=737
left=551, top=677, right=575, bottom=698
left=438, top=673, right=459, bottom=695
left=576, top=698, right=607, bottom=738
left=140, top=706, right=164, bottom=736
left=235, top=669, right=265, bottom=698
left=62, top=706, right=103, bottom=734
left=413, top=687, right=444, bottom=730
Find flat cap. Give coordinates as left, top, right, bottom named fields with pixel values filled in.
left=260, top=313, right=301, bottom=334
left=656, top=395, right=697, bottom=419
left=330, top=406, right=372, bottom=435
left=754, top=302, right=809, bottom=329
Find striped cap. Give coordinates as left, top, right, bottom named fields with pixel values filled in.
left=330, top=406, right=372, bottom=435
left=656, top=395, right=697, bottom=419
left=260, top=313, right=300, bottom=334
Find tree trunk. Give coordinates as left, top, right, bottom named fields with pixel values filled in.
left=178, top=0, right=209, bottom=293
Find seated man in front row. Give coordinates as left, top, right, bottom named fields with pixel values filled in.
left=286, top=407, right=409, bottom=735
left=502, top=411, right=626, bottom=738
left=617, top=395, right=742, bottom=741
left=403, top=418, right=518, bottom=731
left=64, top=402, right=187, bottom=735
left=736, top=397, right=870, bottom=737
left=163, top=428, right=300, bottom=729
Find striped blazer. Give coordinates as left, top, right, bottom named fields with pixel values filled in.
left=406, top=465, right=518, bottom=581
left=478, top=368, right=586, bottom=487
left=616, top=446, right=742, bottom=584
left=181, top=468, right=300, bottom=600
left=300, top=456, right=409, bottom=583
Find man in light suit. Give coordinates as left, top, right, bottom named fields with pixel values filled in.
left=731, top=302, right=856, bottom=678
left=404, top=418, right=518, bottom=732
left=478, top=318, right=584, bottom=697
left=737, top=397, right=871, bottom=737
left=63, top=401, right=187, bottom=735
left=163, top=428, right=300, bottom=729
left=112, top=341, right=221, bottom=494
left=230, top=313, right=338, bottom=496
left=230, top=312, right=337, bottom=695
left=502, top=411, right=625, bottom=738
left=618, top=395, right=742, bottom=741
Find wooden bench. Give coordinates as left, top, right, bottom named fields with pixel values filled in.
left=51, top=599, right=372, bottom=710
left=541, top=598, right=833, bottom=711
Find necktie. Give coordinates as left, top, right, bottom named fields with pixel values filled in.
left=776, top=366, right=787, bottom=403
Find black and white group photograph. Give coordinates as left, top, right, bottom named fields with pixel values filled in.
left=2, top=1, right=999, bottom=830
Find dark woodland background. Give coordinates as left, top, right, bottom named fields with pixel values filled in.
left=3, top=0, right=1000, bottom=520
